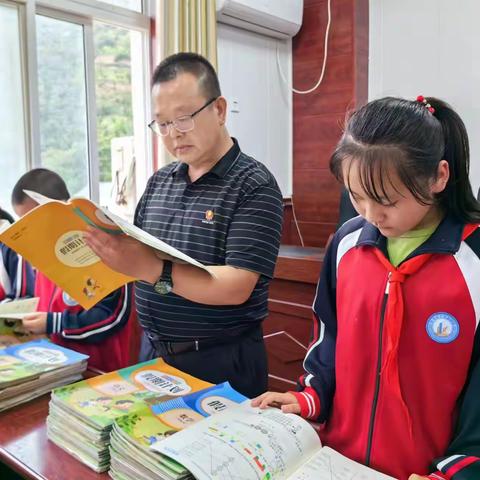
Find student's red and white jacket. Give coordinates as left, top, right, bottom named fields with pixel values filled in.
left=0, top=243, right=35, bottom=302
left=35, top=271, right=134, bottom=372
left=292, top=216, right=480, bottom=480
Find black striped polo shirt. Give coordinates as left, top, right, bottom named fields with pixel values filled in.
left=134, top=139, right=283, bottom=340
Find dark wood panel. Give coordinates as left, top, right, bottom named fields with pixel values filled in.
left=290, top=0, right=368, bottom=247
left=294, top=0, right=354, bottom=59
left=293, top=55, right=355, bottom=116
left=274, top=252, right=323, bottom=284
left=294, top=148, right=332, bottom=171
left=268, top=299, right=312, bottom=319
left=281, top=200, right=304, bottom=246
left=293, top=113, right=344, bottom=170
left=283, top=219, right=335, bottom=248
left=264, top=311, right=313, bottom=391
left=267, top=0, right=368, bottom=390
left=269, top=278, right=317, bottom=305
left=295, top=221, right=337, bottom=248
left=292, top=168, right=341, bottom=222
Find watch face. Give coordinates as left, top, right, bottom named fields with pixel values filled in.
left=154, top=280, right=173, bottom=295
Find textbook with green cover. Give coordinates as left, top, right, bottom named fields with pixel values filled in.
left=109, top=382, right=247, bottom=480
left=0, top=190, right=212, bottom=309
left=47, top=358, right=212, bottom=472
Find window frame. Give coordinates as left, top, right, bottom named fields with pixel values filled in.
left=9, top=0, right=153, bottom=202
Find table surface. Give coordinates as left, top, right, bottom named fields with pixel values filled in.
left=0, top=372, right=108, bottom=480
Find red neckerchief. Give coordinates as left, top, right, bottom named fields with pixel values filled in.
left=372, top=223, right=479, bottom=437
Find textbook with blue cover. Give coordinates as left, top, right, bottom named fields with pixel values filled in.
left=109, top=382, right=247, bottom=480
left=0, top=338, right=88, bottom=387
left=0, top=339, right=88, bottom=411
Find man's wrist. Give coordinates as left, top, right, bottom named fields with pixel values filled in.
left=141, top=258, right=164, bottom=284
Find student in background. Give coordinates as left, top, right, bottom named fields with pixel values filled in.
left=253, top=97, right=480, bottom=480
left=12, top=168, right=134, bottom=372
left=0, top=208, right=15, bottom=225
left=0, top=207, right=35, bottom=303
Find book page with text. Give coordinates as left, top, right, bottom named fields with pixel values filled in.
left=152, top=401, right=322, bottom=480
left=289, top=446, right=396, bottom=480
left=99, top=207, right=212, bottom=273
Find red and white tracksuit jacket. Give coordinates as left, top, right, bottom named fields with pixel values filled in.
left=0, top=243, right=35, bottom=302
left=36, top=271, right=135, bottom=372
left=292, top=215, right=480, bottom=480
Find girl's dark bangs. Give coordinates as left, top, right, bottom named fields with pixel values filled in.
left=332, top=142, right=434, bottom=205
left=335, top=144, right=402, bottom=203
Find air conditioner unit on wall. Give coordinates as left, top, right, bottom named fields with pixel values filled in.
left=216, top=0, right=303, bottom=39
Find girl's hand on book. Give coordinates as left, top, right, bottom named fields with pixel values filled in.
left=22, top=312, right=47, bottom=334
left=408, top=475, right=429, bottom=479
left=251, top=392, right=301, bottom=414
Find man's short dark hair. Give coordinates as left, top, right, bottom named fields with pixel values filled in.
left=12, top=168, right=70, bottom=205
left=151, top=52, right=221, bottom=99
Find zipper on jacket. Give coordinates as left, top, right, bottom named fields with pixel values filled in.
left=365, top=274, right=390, bottom=465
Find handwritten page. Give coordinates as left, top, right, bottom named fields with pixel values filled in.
left=152, top=401, right=321, bottom=480
left=290, top=447, right=396, bottom=480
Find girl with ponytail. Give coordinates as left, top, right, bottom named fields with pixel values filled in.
left=253, top=97, right=480, bottom=480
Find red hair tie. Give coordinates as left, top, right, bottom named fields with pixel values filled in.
left=416, top=95, right=435, bottom=114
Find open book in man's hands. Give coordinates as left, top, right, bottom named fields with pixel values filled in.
left=152, top=401, right=396, bottom=480
left=0, top=191, right=212, bottom=309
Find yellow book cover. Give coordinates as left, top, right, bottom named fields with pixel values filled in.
left=0, top=191, right=211, bottom=310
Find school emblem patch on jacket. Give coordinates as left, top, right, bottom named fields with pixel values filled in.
left=426, top=312, right=459, bottom=343
left=62, top=291, right=79, bottom=307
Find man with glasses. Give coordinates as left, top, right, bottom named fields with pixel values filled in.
left=85, top=52, right=283, bottom=398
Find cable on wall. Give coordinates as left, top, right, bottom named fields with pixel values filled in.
left=277, top=0, right=332, bottom=247
left=276, top=0, right=332, bottom=95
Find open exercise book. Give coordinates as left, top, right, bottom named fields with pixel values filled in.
left=0, top=191, right=212, bottom=309
left=0, top=297, right=44, bottom=347
left=152, top=401, right=396, bottom=480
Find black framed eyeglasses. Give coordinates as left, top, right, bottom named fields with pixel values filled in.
left=148, top=97, right=218, bottom=137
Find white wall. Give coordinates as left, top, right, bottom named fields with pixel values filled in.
left=217, top=22, right=292, bottom=196
left=369, top=0, right=480, bottom=196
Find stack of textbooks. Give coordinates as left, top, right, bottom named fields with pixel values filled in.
left=0, top=339, right=88, bottom=412
left=108, top=382, right=247, bottom=480
left=46, top=358, right=212, bottom=472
